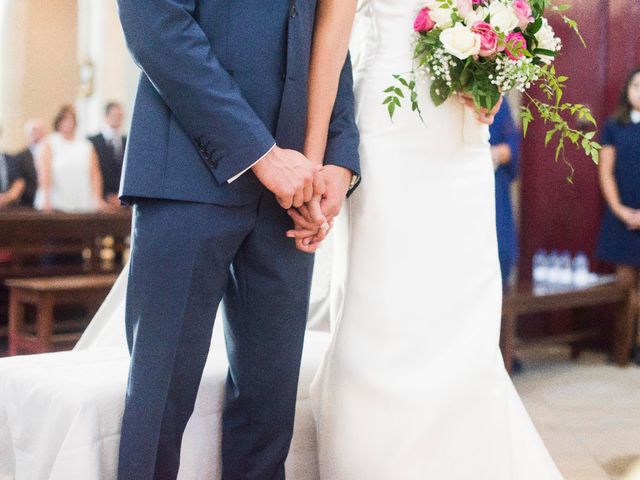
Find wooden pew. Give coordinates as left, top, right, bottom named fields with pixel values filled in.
left=0, top=208, right=131, bottom=276
left=7, top=274, right=118, bottom=354
left=0, top=209, right=132, bottom=350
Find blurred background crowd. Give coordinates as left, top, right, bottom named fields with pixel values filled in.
left=0, top=102, right=126, bottom=213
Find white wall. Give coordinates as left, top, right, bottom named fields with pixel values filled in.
left=76, top=0, right=138, bottom=136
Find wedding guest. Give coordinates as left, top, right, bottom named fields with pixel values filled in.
left=35, top=105, right=111, bottom=213
left=596, top=66, right=640, bottom=364
left=0, top=127, right=26, bottom=209
left=14, top=119, right=46, bottom=207
left=89, top=102, right=127, bottom=207
left=490, top=100, right=521, bottom=288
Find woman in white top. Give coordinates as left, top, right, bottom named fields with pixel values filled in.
left=35, top=105, right=110, bottom=213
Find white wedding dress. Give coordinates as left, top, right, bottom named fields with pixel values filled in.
left=308, top=0, right=564, bottom=479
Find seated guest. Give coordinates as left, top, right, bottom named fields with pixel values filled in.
left=35, top=105, right=111, bottom=213
left=490, top=100, right=521, bottom=289
left=0, top=127, right=26, bottom=209
left=14, top=118, right=46, bottom=207
left=596, top=66, right=640, bottom=364
left=89, top=102, right=127, bottom=208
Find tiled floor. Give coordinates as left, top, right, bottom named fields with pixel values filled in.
left=515, top=347, right=640, bottom=480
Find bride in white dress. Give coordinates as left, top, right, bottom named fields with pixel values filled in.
left=305, top=0, right=564, bottom=478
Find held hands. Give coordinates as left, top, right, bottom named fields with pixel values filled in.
left=252, top=146, right=325, bottom=209
left=286, top=165, right=353, bottom=253
left=457, top=93, right=504, bottom=126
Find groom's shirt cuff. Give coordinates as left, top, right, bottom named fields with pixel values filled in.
left=227, top=144, right=276, bottom=183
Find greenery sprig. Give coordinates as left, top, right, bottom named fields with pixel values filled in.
left=383, top=0, right=601, bottom=179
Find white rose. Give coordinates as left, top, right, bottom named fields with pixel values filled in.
left=464, top=6, right=489, bottom=26
left=425, top=0, right=454, bottom=28
left=440, top=23, right=482, bottom=59
left=489, top=1, right=519, bottom=33
left=535, top=18, right=561, bottom=64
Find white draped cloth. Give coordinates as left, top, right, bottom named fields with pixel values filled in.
left=0, top=209, right=349, bottom=480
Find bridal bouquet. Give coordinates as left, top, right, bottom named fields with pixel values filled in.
left=384, top=0, right=601, bottom=172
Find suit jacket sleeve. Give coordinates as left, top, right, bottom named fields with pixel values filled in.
left=323, top=53, right=361, bottom=190
left=116, top=0, right=276, bottom=183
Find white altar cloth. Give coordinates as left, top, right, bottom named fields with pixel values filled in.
left=0, top=327, right=329, bottom=480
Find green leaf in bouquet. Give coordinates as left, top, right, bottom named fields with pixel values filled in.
left=520, top=107, right=534, bottom=138
left=460, top=68, right=472, bottom=89
left=590, top=142, right=602, bottom=164
left=561, top=15, right=587, bottom=48
left=534, top=48, right=558, bottom=58
left=430, top=80, right=450, bottom=107
left=388, top=101, right=396, bottom=119
left=555, top=138, right=564, bottom=162
left=553, top=3, right=572, bottom=12
left=384, top=72, right=423, bottom=121
left=545, top=126, right=559, bottom=147
left=528, top=17, right=543, bottom=35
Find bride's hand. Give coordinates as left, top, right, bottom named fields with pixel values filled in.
left=457, top=93, right=503, bottom=125
left=286, top=196, right=329, bottom=253
left=287, top=214, right=334, bottom=254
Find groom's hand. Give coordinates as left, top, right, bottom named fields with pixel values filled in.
left=252, top=146, right=325, bottom=209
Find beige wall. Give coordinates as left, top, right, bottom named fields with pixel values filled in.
left=0, top=0, right=136, bottom=152
left=1, top=0, right=79, bottom=152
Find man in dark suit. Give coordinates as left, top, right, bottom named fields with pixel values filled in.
left=115, top=1, right=360, bottom=479
left=0, top=152, right=25, bottom=210
left=13, top=119, right=44, bottom=208
left=89, top=102, right=127, bottom=207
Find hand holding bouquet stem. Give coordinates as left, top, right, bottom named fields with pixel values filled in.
left=384, top=0, right=601, bottom=176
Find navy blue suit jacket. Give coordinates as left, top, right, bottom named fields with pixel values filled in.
left=117, top=0, right=360, bottom=206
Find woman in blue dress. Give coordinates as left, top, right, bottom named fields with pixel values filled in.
left=490, top=100, right=521, bottom=289
left=596, top=67, right=640, bottom=363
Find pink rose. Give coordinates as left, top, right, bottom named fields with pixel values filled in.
left=513, top=0, right=534, bottom=29
left=505, top=31, right=527, bottom=59
left=414, top=7, right=436, bottom=33
left=471, top=21, right=498, bottom=57
left=456, top=0, right=473, bottom=16
left=473, top=0, right=488, bottom=4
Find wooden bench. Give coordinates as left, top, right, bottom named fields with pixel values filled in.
left=0, top=209, right=131, bottom=338
left=7, top=274, right=118, bottom=355
left=500, top=278, right=635, bottom=373
left=0, top=209, right=131, bottom=275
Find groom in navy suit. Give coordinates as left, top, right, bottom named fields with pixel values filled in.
left=116, top=1, right=359, bottom=479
